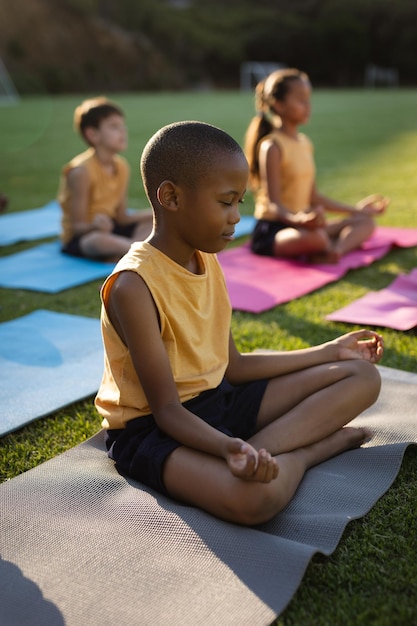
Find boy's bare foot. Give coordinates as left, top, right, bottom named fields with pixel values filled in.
left=300, top=426, right=372, bottom=470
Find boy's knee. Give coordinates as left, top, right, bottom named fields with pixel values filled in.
left=355, top=360, right=381, bottom=402
left=226, top=486, right=280, bottom=526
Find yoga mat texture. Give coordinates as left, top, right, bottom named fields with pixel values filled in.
left=0, top=200, right=61, bottom=246
left=326, top=268, right=417, bottom=330
left=218, top=226, right=417, bottom=312
left=0, top=310, right=103, bottom=436
left=0, top=241, right=114, bottom=292
left=0, top=365, right=415, bottom=625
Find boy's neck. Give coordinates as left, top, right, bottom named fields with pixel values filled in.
left=92, top=145, right=117, bottom=166
left=92, top=146, right=118, bottom=173
left=149, top=234, right=202, bottom=274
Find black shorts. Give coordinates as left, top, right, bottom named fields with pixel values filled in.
left=62, top=220, right=136, bottom=258
left=105, top=377, right=269, bottom=495
left=250, top=219, right=288, bottom=256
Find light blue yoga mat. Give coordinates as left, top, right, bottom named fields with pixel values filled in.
left=0, top=241, right=114, bottom=292
left=0, top=204, right=254, bottom=248
left=0, top=310, right=103, bottom=436
left=234, top=214, right=255, bottom=239
left=0, top=218, right=255, bottom=293
left=0, top=201, right=61, bottom=246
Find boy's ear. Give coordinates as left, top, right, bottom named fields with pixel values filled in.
left=84, top=126, right=98, bottom=145
left=156, top=180, right=179, bottom=211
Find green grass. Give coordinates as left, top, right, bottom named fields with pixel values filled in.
left=1, top=89, right=417, bottom=625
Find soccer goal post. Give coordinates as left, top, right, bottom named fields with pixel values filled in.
left=240, top=61, right=286, bottom=91
left=0, top=57, right=19, bottom=104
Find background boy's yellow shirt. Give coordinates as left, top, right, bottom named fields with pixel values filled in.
left=58, top=147, right=129, bottom=244
left=96, top=242, right=232, bottom=429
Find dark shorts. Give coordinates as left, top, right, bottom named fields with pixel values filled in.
left=250, top=219, right=288, bottom=256
left=62, top=221, right=136, bottom=258
left=105, top=377, right=269, bottom=495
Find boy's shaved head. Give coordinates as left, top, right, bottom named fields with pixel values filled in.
left=140, top=121, right=245, bottom=206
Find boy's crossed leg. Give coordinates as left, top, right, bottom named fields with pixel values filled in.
left=163, top=360, right=380, bottom=526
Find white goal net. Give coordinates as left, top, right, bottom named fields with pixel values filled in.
left=240, top=62, right=286, bottom=91
left=0, top=57, right=19, bottom=104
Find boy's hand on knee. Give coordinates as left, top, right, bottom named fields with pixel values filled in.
left=226, top=439, right=278, bottom=483
left=331, top=329, right=384, bottom=363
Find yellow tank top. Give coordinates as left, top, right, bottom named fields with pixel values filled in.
left=58, top=148, right=129, bottom=244
left=95, top=242, right=232, bottom=429
left=254, top=131, right=315, bottom=220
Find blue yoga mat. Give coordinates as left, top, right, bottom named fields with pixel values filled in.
left=0, top=204, right=254, bottom=248
left=233, top=214, right=255, bottom=239
left=0, top=218, right=255, bottom=293
left=0, top=310, right=103, bottom=436
left=0, top=201, right=61, bottom=246
left=0, top=241, right=114, bottom=292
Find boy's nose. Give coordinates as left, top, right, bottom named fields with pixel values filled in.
left=229, top=205, right=241, bottom=224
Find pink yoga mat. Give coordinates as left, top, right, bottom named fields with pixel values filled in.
left=218, top=227, right=417, bottom=313
left=326, top=269, right=417, bottom=330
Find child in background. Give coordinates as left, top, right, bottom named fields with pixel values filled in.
left=95, top=120, right=383, bottom=526
left=58, top=97, right=153, bottom=260
left=244, top=68, right=389, bottom=263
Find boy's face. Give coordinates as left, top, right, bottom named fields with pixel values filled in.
left=176, top=151, right=248, bottom=254
left=87, top=114, right=127, bottom=152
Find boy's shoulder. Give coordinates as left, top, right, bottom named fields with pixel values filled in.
left=66, top=147, right=95, bottom=170
left=64, top=149, right=129, bottom=175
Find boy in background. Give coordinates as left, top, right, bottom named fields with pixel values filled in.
left=58, top=97, right=152, bottom=260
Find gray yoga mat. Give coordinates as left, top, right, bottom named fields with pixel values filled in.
left=0, top=365, right=416, bottom=625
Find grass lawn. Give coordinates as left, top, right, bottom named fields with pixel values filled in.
left=1, top=89, right=416, bottom=625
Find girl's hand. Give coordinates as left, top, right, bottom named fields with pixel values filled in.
left=294, top=206, right=326, bottom=229
left=225, top=438, right=278, bottom=483
left=356, top=194, right=389, bottom=215
left=330, top=329, right=384, bottom=363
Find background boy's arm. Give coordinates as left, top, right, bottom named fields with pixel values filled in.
left=114, top=180, right=154, bottom=226
left=114, top=198, right=154, bottom=226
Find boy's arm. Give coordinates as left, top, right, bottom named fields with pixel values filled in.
left=67, top=166, right=113, bottom=235
left=107, top=270, right=241, bottom=460
left=114, top=170, right=153, bottom=225
left=225, top=330, right=383, bottom=385
left=107, top=270, right=279, bottom=483
left=114, top=193, right=154, bottom=225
